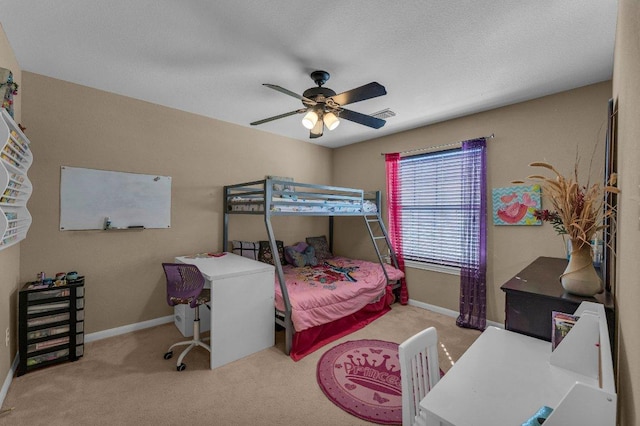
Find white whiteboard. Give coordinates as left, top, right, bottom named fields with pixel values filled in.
left=60, top=166, right=171, bottom=230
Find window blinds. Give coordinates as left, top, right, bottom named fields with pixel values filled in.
left=399, top=147, right=481, bottom=268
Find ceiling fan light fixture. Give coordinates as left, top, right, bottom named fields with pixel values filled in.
left=324, top=112, right=340, bottom=131
left=302, top=110, right=318, bottom=129
left=254, top=71, right=387, bottom=136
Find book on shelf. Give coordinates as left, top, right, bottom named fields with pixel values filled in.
left=551, top=311, right=580, bottom=351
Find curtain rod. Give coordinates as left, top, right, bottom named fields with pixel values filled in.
left=380, top=133, right=495, bottom=156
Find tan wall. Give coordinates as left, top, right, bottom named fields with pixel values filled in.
left=18, top=73, right=333, bottom=334
left=4, top=10, right=638, bottom=420
left=612, top=0, right=640, bottom=422
left=332, top=81, right=612, bottom=322
left=0, top=23, right=22, bottom=380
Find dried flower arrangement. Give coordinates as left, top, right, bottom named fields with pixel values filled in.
left=512, top=161, right=620, bottom=250
left=513, top=157, right=620, bottom=296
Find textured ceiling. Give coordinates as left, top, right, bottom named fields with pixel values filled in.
left=0, top=0, right=618, bottom=148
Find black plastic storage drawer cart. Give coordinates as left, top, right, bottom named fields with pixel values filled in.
left=17, top=277, right=85, bottom=376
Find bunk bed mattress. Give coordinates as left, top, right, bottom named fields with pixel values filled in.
left=229, top=197, right=378, bottom=213
left=274, top=256, right=404, bottom=332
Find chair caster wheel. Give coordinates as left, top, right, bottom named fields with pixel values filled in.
left=164, top=351, right=173, bottom=360
left=177, top=363, right=186, bottom=372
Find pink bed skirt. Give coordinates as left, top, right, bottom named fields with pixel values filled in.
left=289, top=285, right=395, bottom=361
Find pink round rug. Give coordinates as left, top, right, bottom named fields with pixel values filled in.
left=317, top=339, right=401, bottom=425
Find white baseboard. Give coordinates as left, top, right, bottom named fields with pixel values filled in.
left=85, top=315, right=174, bottom=343
left=408, top=299, right=503, bottom=329
left=1, top=315, right=174, bottom=409
left=1, top=354, right=19, bottom=411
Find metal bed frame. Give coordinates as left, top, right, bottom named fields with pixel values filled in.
left=223, top=178, right=400, bottom=355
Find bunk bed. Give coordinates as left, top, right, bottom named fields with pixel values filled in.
left=223, top=178, right=404, bottom=360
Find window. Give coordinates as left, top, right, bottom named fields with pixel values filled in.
left=398, top=146, right=483, bottom=269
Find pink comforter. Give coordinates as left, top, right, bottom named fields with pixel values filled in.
left=274, top=256, right=404, bottom=332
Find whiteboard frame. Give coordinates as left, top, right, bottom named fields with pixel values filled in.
left=59, top=166, right=171, bottom=231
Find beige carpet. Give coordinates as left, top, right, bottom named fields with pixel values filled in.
left=0, top=304, right=481, bottom=426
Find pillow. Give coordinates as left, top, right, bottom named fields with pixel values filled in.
left=284, top=242, right=318, bottom=267
left=281, top=187, right=297, bottom=200
left=284, top=242, right=306, bottom=265
left=284, top=246, right=305, bottom=267
left=231, top=240, right=260, bottom=260
left=266, top=175, right=294, bottom=192
left=258, top=240, right=286, bottom=265
left=306, top=235, right=333, bottom=261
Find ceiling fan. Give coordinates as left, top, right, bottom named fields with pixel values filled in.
left=250, top=70, right=387, bottom=139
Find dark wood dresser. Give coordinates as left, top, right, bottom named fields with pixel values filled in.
left=500, top=256, right=615, bottom=344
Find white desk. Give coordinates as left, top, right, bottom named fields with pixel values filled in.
left=175, top=253, right=275, bottom=369
left=420, top=326, right=599, bottom=426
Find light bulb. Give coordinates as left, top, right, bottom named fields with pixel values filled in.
left=324, top=112, right=340, bottom=131
left=302, top=110, right=318, bottom=130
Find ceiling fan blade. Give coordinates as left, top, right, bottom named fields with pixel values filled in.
left=339, top=108, right=386, bottom=129
left=310, top=119, right=324, bottom=138
left=263, top=84, right=317, bottom=106
left=329, top=82, right=386, bottom=107
left=250, top=109, right=305, bottom=126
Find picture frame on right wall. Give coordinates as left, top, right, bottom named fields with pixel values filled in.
left=603, top=97, right=618, bottom=294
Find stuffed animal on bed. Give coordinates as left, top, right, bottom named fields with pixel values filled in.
left=284, top=242, right=318, bottom=267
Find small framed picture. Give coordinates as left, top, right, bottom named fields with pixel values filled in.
left=492, top=185, right=541, bottom=226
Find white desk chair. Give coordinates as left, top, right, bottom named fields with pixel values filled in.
left=399, top=327, right=440, bottom=426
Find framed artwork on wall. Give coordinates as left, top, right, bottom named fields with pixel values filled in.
left=492, top=185, right=541, bottom=226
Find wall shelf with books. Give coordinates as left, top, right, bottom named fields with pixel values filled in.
left=0, top=108, right=32, bottom=250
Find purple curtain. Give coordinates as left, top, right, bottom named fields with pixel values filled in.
left=456, top=138, right=487, bottom=330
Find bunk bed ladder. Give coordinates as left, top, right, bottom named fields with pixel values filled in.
left=264, top=208, right=294, bottom=356
left=363, top=211, right=400, bottom=283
